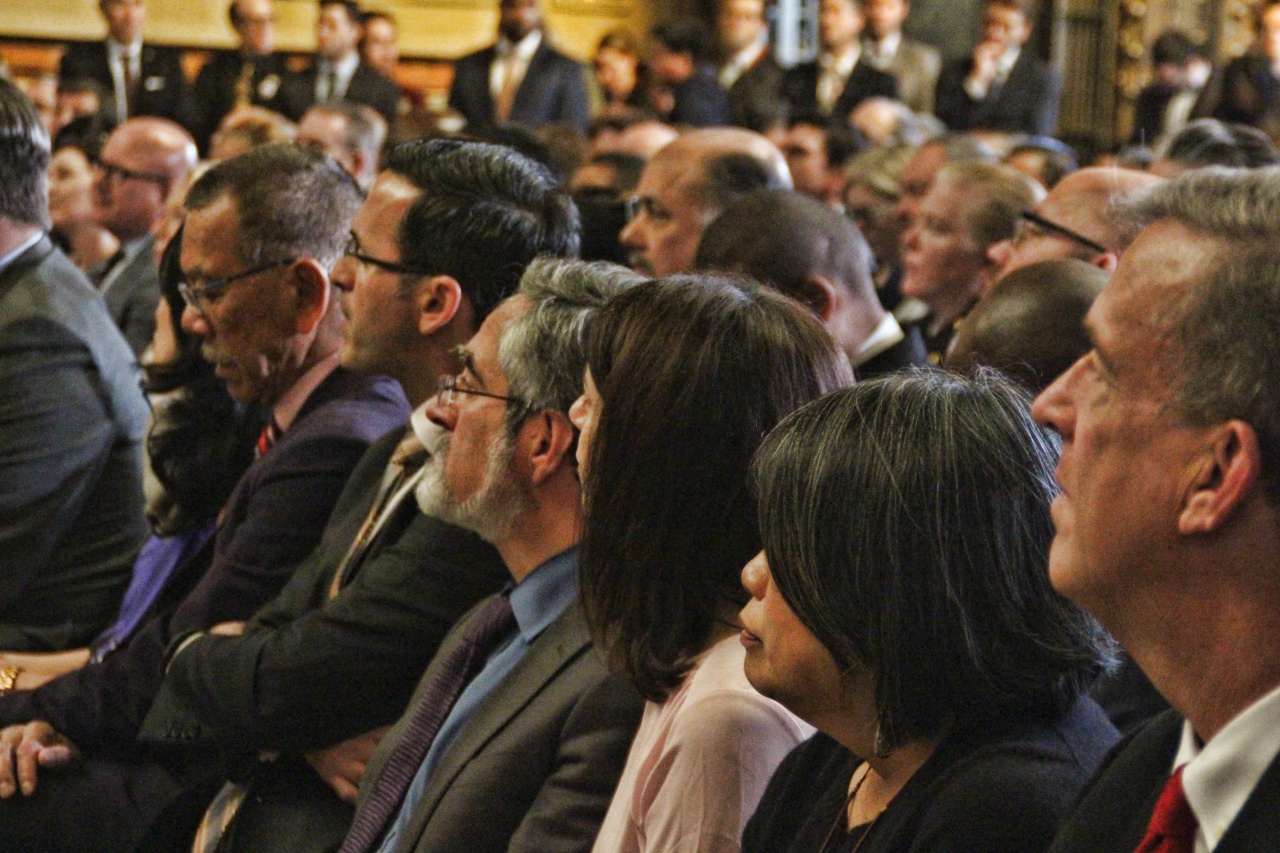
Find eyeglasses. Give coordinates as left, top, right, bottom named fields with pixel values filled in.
left=435, top=374, right=523, bottom=408
left=177, top=258, right=296, bottom=315
left=96, top=158, right=170, bottom=187
left=1016, top=210, right=1107, bottom=255
left=343, top=232, right=433, bottom=277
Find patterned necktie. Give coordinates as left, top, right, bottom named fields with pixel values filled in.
left=1133, top=766, right=1198, bottom=853
left=339, top=594, right=517, bottom=853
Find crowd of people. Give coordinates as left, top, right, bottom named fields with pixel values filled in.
left=1, top=0, right=1280, bottom=851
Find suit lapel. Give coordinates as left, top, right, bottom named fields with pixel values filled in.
left=398, top=604, right=593, bottom=847
left=1216, top=746, right=1280, bottom=851
left=0, top=236, right=55, bottom=306
left=514, top=42, right=553, bottom=112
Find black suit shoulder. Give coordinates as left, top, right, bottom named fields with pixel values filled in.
left=855, top=325, right=927, bottom=381
left=727, top=52, right=785, bottom=131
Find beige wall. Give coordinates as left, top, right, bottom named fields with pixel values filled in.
left=0, top=0, right=650, bottom=61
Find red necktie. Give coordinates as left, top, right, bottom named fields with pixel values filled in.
left=1133, top=766, right=1198, bottom=853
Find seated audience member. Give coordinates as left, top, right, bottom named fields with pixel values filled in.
left=0, top=79, right=148, bottom=652
left=91, top=116, right=197, bottom=354
left=783, top=0, right=896, bottom=122
left=621, top=127, right=791, bottom=276
left=571, top=151, right=645, bottom=198
left=848, top=97, right=938, bottom=146
left=296, top=100, right=387, bottom=190
left=592, top=29, right=645, bottom=117
left=535, top=122, right=590, bottom=184
left=127, top=140, right=577, bottom=852
left=900, top=160, right=1039, bottom=360
left=646, top=20, right=733, bottom=128
left=47, top=140, right=119, bottom=272
left=1204, top=0, right=1280, bottom=139
left=780, top=116, right=865, bottom=209
left=571, top=276, right=852, bottom=852
left=1149, top=117, right=1280, bottom=176
left=741, top=371, right=1118, bottom=853
left=572, top=152, right=644, bottom=265
left=0, top=145, right=409, bottom=853
left=1129, top=30, right=1210, bottom=149
left=697, top=189, right=926, bottom=379
left=1005, top=135, right=1077, bottom=189
left=0, top=228, right=262, bottom=687
left=336, top=259, right=647, bottom=853
left=944, top=258, right=1105, bottom=392
left=894, top=133, right=998, bottom=233
left=591, top=116, right=679, bottom=161
left=843, top=143, right=914, bottom=309
left=716, top=0, right=785, bottom=132
left=862, top=0, right=940, bottom=114
left=208, top=105, right=295, bottom=160
left=935, top=0, right=1061, bottom=136
left=447, top=0, right=590, bottom=133
left=1035, top=165, right=1280, bottom=853
left=990, top=165, right=1161, bottom=276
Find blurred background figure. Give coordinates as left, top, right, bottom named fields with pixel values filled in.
left=843, top=142, right=915, bottom=309
left=295, top=100, right=385, bottom=189
left=191, top=0, right=288, bottom=152
left=1004, top=135, right=1077, bottom=190
left=646, top=20, right=732, bottom=127
left=716, top=0, right=785, bottom=132
left=784, top=0, right=896, bottom=122
left=592, top=29, right=645, bottom=118
left=1149, top=117, right=1280, bottom=176
left=48, top=139, right=119, bottom=272
left=1129, top=30, right=1211, bottom=150
left=1202, top=0, right=1280, bottom=139
left=207, top=105, right=295, bottom=160
left=282, top=0, right=399, bottom=125
left=861, top=0, right=939, bottom=115
left=362, top=11, right=423, bottom=112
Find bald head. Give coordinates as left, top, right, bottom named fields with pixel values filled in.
left=994, top=166, right=1162, bottom=276
left=945, top=258, right=1106, bottom=392
left=93, top=117, right=197, bottom=240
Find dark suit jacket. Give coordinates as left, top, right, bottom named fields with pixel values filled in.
left=282, top=60, right=401, bottom=124
left=668, top=63, right=733, bottom=127
left=58, top=41, right=195, bottom=130
left=0, top=235, right=149, bottom=651
left=1130, top=83, right=1179, bottom=147
left=726, top=50, right=786, bottom=132
left=449, top=38, right=591, bottom=133
left=1208, top=54, right=1280, bottom=139
left=191, top=50, right=290, bottom=150
left=878, top=37, right=942, bottom=115
left=1048, top=708, right=1280, bottom=853
left=783, top=59, right=897, bottom=122
left=90, top=234, right=160, bottom=356
left=855, top=323, right=927, bottom=381
left=355, top=600, right=643, bottom=853
left=935, top=48, right=1061, bottom=136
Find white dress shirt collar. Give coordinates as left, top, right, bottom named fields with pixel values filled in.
left=720, top=36, right=768, bottom=88
left=819, top=42, right=862, bottom=80
left=0, top=231, right=43, bottom=275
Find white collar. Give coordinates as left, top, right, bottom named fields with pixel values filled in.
left=854, top=311, right=904, bottom=365
left=819, top=43, right=862, bottom=79
left=320, top=51, right=360, bottom=79
left=108, top=39, right=143, bottom=61
left=720, top=37, right=768, bottom=88
left=1174, top=681, right=1280, bottom=851
left=0, top=231, right=43, bottom=274
left=866, top=32, right=901, bottom=60
left=497, top=29, right=542, bottom=62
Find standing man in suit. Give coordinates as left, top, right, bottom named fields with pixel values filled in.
left=783, top=0, right=897, bottom=124
left=337, top=258, right=645, bottom=853
left=0, top=80, right=149, bottom=652
left=448, top=0, right=590, bottom=133
left=58, top=0, right=195, bottom=131
left=862, top=0, right=941, bottom=114
left=90, top=116, right=196, bottom=355
left=1035, top=168, right=1280, bottom=853
left=284, top=0, right=400, bottom=126
left=191, top=0, right=290, bottom=152
left=934, top=0, right=1061, bottom=135
left=716, top=0, right=786, bottom=132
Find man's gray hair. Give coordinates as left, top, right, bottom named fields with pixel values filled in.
left=498, top=258, right=644, bottom=433
left=1118, top=165, right=1280, bottom=502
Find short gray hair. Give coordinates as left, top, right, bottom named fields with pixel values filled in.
left=1118, top=166, right=1280, bottom=502
left=498, top=258, right=645, bottom=433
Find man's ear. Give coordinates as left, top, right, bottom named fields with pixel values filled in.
left=523, top=409, right=577, bottom=487
left=417, top=274, right=465, bottom=337
left=1091, top=251, right=1120, bottom=274
left=290, top=258, right=331, bottom=335
left=1179, top=421, right=1261, bottom=534
left=799, top=274, right=838, bottom=323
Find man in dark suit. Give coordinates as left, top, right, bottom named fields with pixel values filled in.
left=716, top=0, right=786, bottom=132
left=0, top=145, right=410, bottom=853
left=191, top=0, right=290, bottom=151
left=934, top=0, right=1060, bottom=135
left=125, top=139, right=584, bottom=852
left=1032, top=167, right=1280, bottom=852
left=862, top=0, right=941, bottom=114
left=0, top=80, right=149, bottom=652
left=697, top=189, right=926, bottom=381
left=648, top=20, right=733, bottom=128
left=89, top=117, right=196, bottom=355
left=783, top=0, right=897, bottom=123
left=58, top=0, right=195, bottom=131
left=336, top=257, right=645, bottom=853
left=282, top=0, right=400, bottom=125
left=448, top=0, right=590, bottom=133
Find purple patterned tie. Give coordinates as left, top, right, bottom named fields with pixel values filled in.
left=339, top=593, right=517, bottom=853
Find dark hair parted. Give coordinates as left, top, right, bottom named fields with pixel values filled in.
left=383, top=138, right=581, bottom=322
left=0, top=78, right=51, bottom=228
left=1163, top=119, right=1280, bottom=170
left=185, top=143, right=361, bottom=268
left=752, top=371, right=1114, bottom=750
left=578, top=276, right=853, bottom=701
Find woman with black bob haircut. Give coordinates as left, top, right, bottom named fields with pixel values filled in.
left=740, top=370, right=1119, bottom=853
left=572, top=275, right=853, bottom=852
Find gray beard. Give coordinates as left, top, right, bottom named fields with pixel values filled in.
left=414, top=418, right=531, bottom=544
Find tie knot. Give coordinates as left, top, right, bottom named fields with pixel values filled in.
left=465, top=593, right=516, bottom=652
left=1150, top=766, right=1198, bottom=840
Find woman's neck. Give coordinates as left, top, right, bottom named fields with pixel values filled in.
left=847, top=735, right=943, bottom=828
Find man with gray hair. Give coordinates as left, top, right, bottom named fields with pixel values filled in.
left=296, top=100, right=387, bottom=191
left=0, top=79, right=149, bottom=651
left=339, top=258, right=646, bottom=853
left=1036, top=167, right=1280, bottom=851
